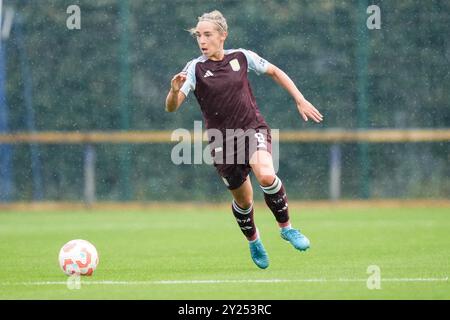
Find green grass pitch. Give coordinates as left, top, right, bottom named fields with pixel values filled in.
left=0, top=204, right=449, bottom=299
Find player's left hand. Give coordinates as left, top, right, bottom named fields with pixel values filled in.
left=297, top=98, right=323, bottom=123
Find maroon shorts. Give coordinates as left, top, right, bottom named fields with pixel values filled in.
left=210, top=127, right=272, bottom=190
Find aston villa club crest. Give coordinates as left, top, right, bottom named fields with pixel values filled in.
left=229, top=58, right=240, bottom=71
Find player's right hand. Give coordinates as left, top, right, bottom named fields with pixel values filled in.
left=171, top=72, right=187, bottom=92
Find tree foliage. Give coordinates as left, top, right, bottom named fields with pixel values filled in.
left=4, top=0, right=450, bottom=200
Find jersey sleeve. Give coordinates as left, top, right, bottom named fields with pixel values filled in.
left=240, top=49, right=270, bottom=75
left=180, top=59, right=197, bottom=97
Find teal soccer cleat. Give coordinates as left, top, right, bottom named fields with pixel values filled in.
left=249, top=239, right=269, bottom=269
left=280, top=228, right=310, bottom=251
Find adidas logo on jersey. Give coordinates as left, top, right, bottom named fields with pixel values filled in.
left=203, top=70, right=214, bottom=78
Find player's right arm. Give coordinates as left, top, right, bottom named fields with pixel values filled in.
left=165, top=72, right=187, bottom=112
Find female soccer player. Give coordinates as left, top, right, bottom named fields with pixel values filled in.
left=165, top=10, right=323, bottom=269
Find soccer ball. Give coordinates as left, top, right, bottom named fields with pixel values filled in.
left=58, top=239, right=99, bottom=276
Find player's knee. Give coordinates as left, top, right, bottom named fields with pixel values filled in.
left=234, top=197, right=253, bottom=209
left=259, top=174, right=277, bottom=188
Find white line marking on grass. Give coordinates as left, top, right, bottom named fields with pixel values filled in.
left=0, top=277, right=448, bottom=286
left=338, top=277, right=449, bottom=283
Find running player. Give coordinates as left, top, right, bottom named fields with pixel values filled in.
left=165, top=10, right=323, bottom=269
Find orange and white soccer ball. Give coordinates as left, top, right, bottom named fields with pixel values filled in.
left=58, top=239, right=99, bottom=276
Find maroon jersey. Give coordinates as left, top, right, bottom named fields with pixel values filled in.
left=180, top=49, right=270, bottom=132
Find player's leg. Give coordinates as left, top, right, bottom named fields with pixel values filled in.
left=229, top=177, right=257, bottom=241
left=249, top=149, right=289, bottom=226
left=250, top=149, right=310, bottom=251
left=225, top=173, right=269, bottom=269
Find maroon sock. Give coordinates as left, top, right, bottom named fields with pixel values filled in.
left=231, top=201, right=257, bottom=241
left=261, top=176, right=290, bottom=226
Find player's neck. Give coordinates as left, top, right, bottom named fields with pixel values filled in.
left=208, top=49, right=225, bottom=61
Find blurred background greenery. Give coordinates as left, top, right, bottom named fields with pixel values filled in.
left=1, top=0, right=449, bottom=201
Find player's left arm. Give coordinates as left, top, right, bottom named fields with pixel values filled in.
left=265, top=63, right=323, bottom=123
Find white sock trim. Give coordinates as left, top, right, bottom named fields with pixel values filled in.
left=232, top=200, right=253, bottom=215
left=260, top=176, right=282, bottom=194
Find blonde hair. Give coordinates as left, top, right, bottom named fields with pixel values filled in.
left=188, top=10, right=228, bottom=36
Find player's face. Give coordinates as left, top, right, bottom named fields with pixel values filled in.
left=195, top=21, right=227, bottom=59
